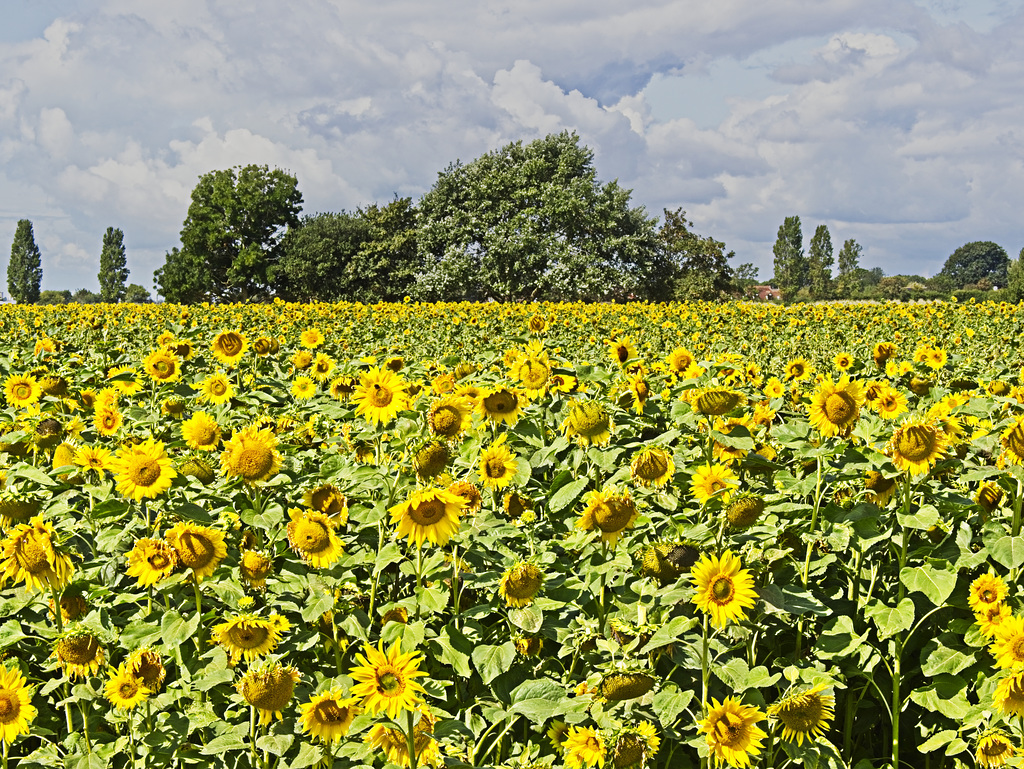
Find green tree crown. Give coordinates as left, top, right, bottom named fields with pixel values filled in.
left=8, top=219, right=43, bottom=304
left=98, top=226, right=129, bottom=302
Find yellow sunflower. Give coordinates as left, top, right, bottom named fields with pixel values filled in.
left=885, top=418, right=949, bottom=475
left=426, top=395, right=472, bottom=438
left=289, top=375, right=315, bottom=400
left=352, top=366, right=409, bottom=425
left=73, top=444, right=112, bottom=474
left=562, top=400, right=613, bottom=446
left=767, top=683, right=835, bottom=746
left=211, top=330, right=248, bottom=366
left=212, top=612, right=290, bottom=664
left=349, top=638, right=426, bottom=720
left=477, top=386, right=524, bottom=426
left=873, top=386, right=908, bottom=420
left=992, top=616, right=1024, bottom=670
left=112, top=439, right=176, bottom=501
left=143, top=348, right=180, bottom=383
left=164, top=522, right=227, bottom=581
left=0, top=516, right=74, bottom=592
left=300, top=327, right=324, bottom=349
left=977, top=602, right=1013, bottom=639
left=807, top=376, right=865, bottom=437
left=0, top=661, right=37, bottom=743
left=563, top=725, right=606, bottom=769
left=576, top=487, right=639, bottom=546
left=126, top=537, right=179, bottom=587
left=107, top=365, right=142, bottom=396
left=970, top=573, right=1008, bottom=613
left=511, top=354, right=551, bottom=396
left=611, top=721, right=660, bottom=768
left=498, top=561, right=545, bottom=608
left=698, top=697, right=768, bottom=768
left=4, top=374, right=41, bottom=408
left=238, top=661, right=300, bottom=724
left=181, top=411, right=221, bottom=451
left=976, top=730, right=1015, bottom=768
left=239, top=549, right=273, bottom=590
left=221, top=425, right=282, bottom=483
left=300, top=689, right=361, bottom=744
left=286, top=508, right=343, bottom=568
left=447, top=480, right=482, bottom=514
left=93, top=405, right=123, bottom=437
left=310, top=352, right=335, bottom=383
left=303, top=483, right=349, bottom=525
left=364, top=707, right=441, bottom=768
left=54, top=629, right=105, bottom=679
left=199, top=372, right=234, bottom=405
left=763, top=377, right=785, bottom=399
left=872, top=341, right=896, bottom=368
left=1001, top=415, right=1024, bottom=464
left=630, top=446, right=674, bottom=487
left=389, top=487, right=465, bottom=548
left=864, top=471, right=898, bottom=506
left=125, top=647, right=165, bottom=691
left=105, top=663, right=151, bottom=711
left=691, top=462, right=739, bottom=505
left=691, top=550, right=757, bottom=628
left=995, top=671, right=1024, bottom=717
left=666, top=347, right=695, bottom=376
left=478, top=434, right=518, bottom=490
left=608, top=337, right=637, bottom=365
left=785, top=358, right=813, bottom=381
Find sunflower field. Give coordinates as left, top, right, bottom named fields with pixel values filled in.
left=2, top=298, right=1024, bottom=769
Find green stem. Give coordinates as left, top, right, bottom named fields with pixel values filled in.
left=701, top=613, right=710, bottom=715
left=800, top=458, right=825, bottom=587
left=452, top=544, right=462, bottom=629
left=193, top=580, right=204, bottom=651
left=3, top=736, right=8, bottom=769
left=80, top=701, right=91, bottom=753
left=128, top=713, right=136, bottom=769
left=406, top=709, right=419, bottom=769
left=1014, top=477, right=1023, bottom=538
left=250, top=705, right=259, bottom=768
left=892, top=474, right=912, bottom=769
left=415, top=546, right=423, bottom=619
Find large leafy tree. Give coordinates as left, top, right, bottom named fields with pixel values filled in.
left=939, top=241, right=1010, bottom=290
left=835, top=238, right=863, bottom=299
left=658, top=208, right=734, bottom=301
left=806, top=224, right=834, bottom=301
left=771, top=216, right=805, bottom=300
left=8, top=219, right=42, bottom=304
left=415, top=131, right=665, bottom=302
left=98, top=226, right=129, bottom=302
left=1007, top=248, right=1024, bottom=303
left=155, top=165, right=303, bottom=302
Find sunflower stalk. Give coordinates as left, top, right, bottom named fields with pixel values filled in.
left=891, top=474, right=913, bottom=769
left=700, top=613, right=710, bottom=716
left=405, top=709, right=419, bottom=769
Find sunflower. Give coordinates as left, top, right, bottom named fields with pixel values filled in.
left=577, top=487, right=639, bottom=546
left=107, top=365, right=142, bottom=396
left=511, top=355, right=551, bottom=397
left=611, top=721, right=660, bottom=768
left=478, top=434, right=518, bottom=490
left=352, top=367, right=409, bottom=425
left=785, top=358, right=813, bottom=381
left=609, top=337, right=637, bottom=365
left=725, top=493, right=765, bottom=529
left=251, top=336, right=277, bottom=356
left=447, top=480, right=482, bottom=514
left=93, top=405, right=123, bottom=437
left=562, top=400, right=613, bottom=446
left=73, top=444, right=112, bottom=475
left=832, top=352, right=854, bottom=371
left=1001, top=415, right=1024, bottom=465
left=212, top=612, right=289, bottom=664
left=54, top=629, right=105, bottom=679
left=992, top=615, right=1024, bottom=670
left=125, top=647, right=165, bottom=691
left=563, top=725, right=606, bottom=769
left=413, top=439, right=450, bottom=480
left=995, top=671, right=1024, bottom=717
left=300, top=689, right=361, bottom=744
left=807, top=376, right=865, bottom=437
left=699, top=697, right=768, bottom=768
left=694, top=388, right=744, bottom=417
left=630, top=446, right=674, bottom=487
left=303, top=483, right=349, bottom=524
left=863, top=471, right=898, bottom=506
left=349, top=638, right=426, bottom=720
left=238, top=661, right=300, bottom=724
left=885, top=418, right=949, bottom=475
left=872, top=342, right=896, bottom=368
left=181, top=412, right=221, bottom=451
left=978, top=481, right=1005, bottom=514
left=872, top=386, right=908, bottom=420
left=600, top=672, right=655, bottom=702
left=691, top=462, right=739, bottom=505
left=143, top=348, right=180, bottom=383
left=164, top=522, right=227, bottom=581
left=126, top=537, right=179, bottom=587
left=691, top=550, right=757, bottom=628
left=199, top=372, right=234, bottom=405
left=364, top=707, right=441, bottom=768
left=221, top=425, right=282, bottom=483
left=498, top=561, right=545, bottom=608
left=4, top=374, right=41, bottom=408
left=970, top=573, right=1009, bottom=613
left=0, top=517, right=74, bottom=592
left=767, top=683, right=835, bottom=746
left=105, top=663, right=151, bottom=710
left=666, top=347, right=695, bottom=376
left=211, top=330, right=248, bottom=366
left=310, top=353, right=335, bottom=383
left=329, top=375, right=356, bottom=401
left=112, top=439, right=176, bottom=501
left=286, top=509, right=343, bottom=568
left=240, top=549, right=273, bottom=590
left=0, top=661, right=37, bottom=743
left=976, top=730, right=1015, bottom=768
left=389, top=487, right=465, bottom=548
left=289, top=375, right=316, bottom=400
left=300, top=327, right=324, bottom=349
left=477, top=386, right=523, bottom=426
left=977, top=602, right=1013, bottom=639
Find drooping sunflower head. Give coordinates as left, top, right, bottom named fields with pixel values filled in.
left=238, top=661, right=300, bottom=724
left=477, top=387, right=523, bottom=426
left=179, top=457, right=216, bottom=485
left=303, top=483, right=348, bottom=524
left=611, top=722, right=660, bottom=768
left=864, top=471, right=898, bottom=506
left=694, top=387, right=744, bottom=417
left=725, top=493, right=765, bottom=530
left=125, top=647, right=166, bottom=692
left=389, top=487, right=465, bottom=548
left=637, top=540, right=701, bottom=584
left=447, top=480, right=482, bottom=515
left=164, top=522, right=227, bottom=581
left=0, top=516, right=74, bottom=592
left=221, top=425, right=282, bottom=483
left=976, top=729, right=1016, bottom=768
left=54, top=627, right=105, bottom=680
left=886, top=418, right=949, bottom=475
left=600, top=672, right=655, bottom=702
left=414, top=439, right=451, bottom=481
left=977, top=481, right=1005, bottom=514
left=498, top=561, right=545, bottom=608
left=252, top=336, right=278, bottom=356
left=807, top=376, right=865, bottom=437
left=562, top=400, right=613, bottom=447
left=240, top=549, right=273, bottom=589
left=286, top=509, right=344, bottom=568
left=872, top=342, right=896, bottom=368
left=995, top=671, right=1024, bottom=717
left=213, top=612, right=289, bottom=664
left=630, top=446, right=674, bottom=488
left=577, top=488, right=638, bottom=546
left=767, top=683, right=835, bottom=746
left=300, top=689, right=362, bottom=744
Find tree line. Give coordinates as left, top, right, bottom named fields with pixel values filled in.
left=5, top=220, right=151, bottom=304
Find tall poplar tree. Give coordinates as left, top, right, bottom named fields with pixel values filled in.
left=806, top=224, right=834, bottom=300
left=771, top=216, right=805, bottom=300
left=8, top=219, right=42, bottom=304
left=835, top=238, right=863, bottom=298
left=98, top=227, right=129, bottom=302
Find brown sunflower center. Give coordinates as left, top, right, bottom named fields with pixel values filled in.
left=100, top=413, right=119, bottom=430
left=313, top=699, right=347, bottom=725
left=0, top=690, right=20, bottom=721
left=130, top=458, right=162, bottom=487
left=217, top=333, right=244, bottom=357
left=409, top=499, right=446, bottom=526
left=823, top=392, right=856, bottom=424
left=236, top=446, right=274, bottom=480
left=57, top=635, right=100, bottom=665
left=865, top=472, right=895, bottom=494
left=209, top=380, right=228, bottom=397
left=193, top=425, right=217, bottom=445
left=241, top=669, right=295, bottom=712
left=484, top=456, right=509, bottom=479
left=1005, top=424, right=1024, bottom=457
left=778, top=695, right=825, bottom=731
left=505, top=565, right=542, bottom=599
left=147, top=549, right=173, bottom=571
left=981, top=737, right=1011, bottom=758
left=711, top=576, right=735, bottom=602
left=614, top=733, right=645, bottom=768
left=594, top=498, right=635, bottom=533
left=569, top=403, right=610, bottom=436
left=896, top=425, right=938, bottom=462
left=483, top=391, right=516, bottom=414
left=177, top=531, right=216, bottom=570
left=430, top=406, right=460, bottom=436
left=377, top=670, right=403, bottom=694
left=153, top=361, right=174, bottom=378
left=634, top=451, right=669, bottom=480
left=117, top=678, right=141, bottom=699
left=228, top=624, right=270, bottom=648
left=368, top=384, right=394, bottom=408
left=293, top=519, right=331, bottom=554
left=18, top=535, right=52, bottom=575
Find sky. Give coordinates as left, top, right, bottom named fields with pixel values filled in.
left=2, top=0, right=1023, bottom=296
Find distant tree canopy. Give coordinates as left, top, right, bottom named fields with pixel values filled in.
left=98, top=226, right=129, bottom=302
left=8, top=219, right=42, bottom=304
left=939, top=241, right=1009, bottom=290
left=772, top=216, right=805, bottom=300
left=658, top=208, right=735, bottom=301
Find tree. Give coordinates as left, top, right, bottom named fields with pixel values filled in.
left=806, top=225, right=834, bottom=300
left=72, top=288, right=102, bottom=304
left=658, top=208, right=734, bottom=301
left=8, top=219, right=42, bottom=304
left=155, top=165, right=303, bottom=302
left=771, top=216, right=805, bottom=300
left=124, top=283, right=152, bottom=303
left=939, top=241, right=1010, bottom=290
left=415, top=131, right=666, bottom=302
left=1008, top=248, right=1024, bottom=303
left=38, top=290, right=72, bottom=305
left=733, top=263, right=760, bottom=297
left=354, top=197, right=420, bottom=302
left=98, top=227, right=129, bottom=302
left=835, top=239, right=863, bottom=298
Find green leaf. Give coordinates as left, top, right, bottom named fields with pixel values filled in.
left=757, top=585, right=828, bottom=616
left=287, top=742, right=324, bottom=769
left=510, top=697, right=559, bottom=723
left=897, top=504, right=941, bottom=530
left=433, top=625, right=473, bottom=678
left=160, top=610, right=200, bottom=648
left=257, top=733, right=294, bottom=757
left=509, top=607, right=543, bottom=633
left=120, top=620, right=165, bottom=650
left=73, top=754, right=108, bottom=769
left=639, top=616, right=698, bottom=655
left=908, top=675, right=970, bottom=720
left=864, top=598, right=915, bottom=639
left=815, top=615, right=868, bottom=660
left=652, top=684, right=692, bottom=726
left=300, top=589, right=336, bottom=623
left=919, top=729, right=958, bottom=753
left=0, top=620, right=26, bottom=649
left=472, top=643, right=517, bottom=685
left=920, top=639, right=975, bottom=677
left=990, top=536, right=1024, bottom=569
left=548, top=477, right=589, bottom=514
left=900, top=564, right=957, bottom=605
left=201, top=730, right=248, bottom=754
